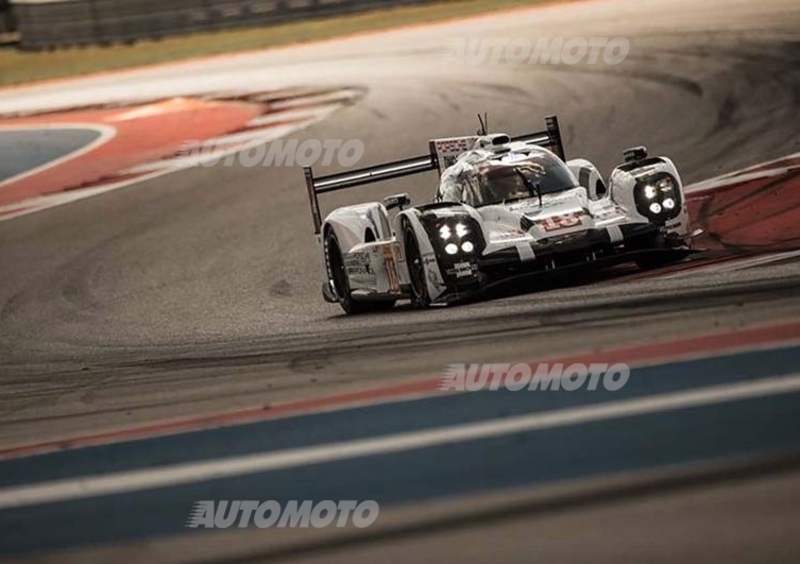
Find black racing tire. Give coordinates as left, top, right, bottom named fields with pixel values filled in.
left=631, top=230, right=691, bottom=271
left=402, top=220, right=432, bottom=308
left=324, top=230, right=395, bottom=315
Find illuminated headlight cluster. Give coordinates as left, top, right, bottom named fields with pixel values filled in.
left=636, top=173, right=681, bottom=222
left=439, top=221, right=476, bottom=255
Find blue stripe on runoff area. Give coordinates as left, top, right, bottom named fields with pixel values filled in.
left=2, top=343, right=800, bottom=488
left=0, top=343, right=799, bottom=554
left=0, top=128, right=103, bottom=183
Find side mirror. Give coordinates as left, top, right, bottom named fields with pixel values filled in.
left=567, top=158, right=607, bottom=200
left=384, top=193, right=410, bottom=211
left=623, top=146, right=648, bottom=164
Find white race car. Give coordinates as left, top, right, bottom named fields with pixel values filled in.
left=303, top=116, right=693, bottom=314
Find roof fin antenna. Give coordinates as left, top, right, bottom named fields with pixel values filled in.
left=477, top=113, right=489, bottom=136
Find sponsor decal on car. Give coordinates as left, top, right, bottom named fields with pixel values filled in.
left=422, top=251, right=438, bottom=267
left=538, top=212, right=584, bottom=232
left=490, top=229, right=529, bottom=241
left=455, top=262, right=473, bottom=278
left=344, top=252, right=373, bottom=276
left=381, top=244, right=402, bottom=293
left=433, top=137, right=478, bottom=169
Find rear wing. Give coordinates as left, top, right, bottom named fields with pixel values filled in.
left=303, top=115, right=564, bottom=234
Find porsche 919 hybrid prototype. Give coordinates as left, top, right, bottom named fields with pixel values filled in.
left=303, top=116, right=694, bottom=314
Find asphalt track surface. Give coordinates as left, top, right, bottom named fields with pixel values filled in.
left=1, top=0, right=800, bottom=561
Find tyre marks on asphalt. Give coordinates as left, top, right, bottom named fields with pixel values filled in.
left=3, top=318, right=800, bottom=461
left=0, top=322, right=799, bottom=554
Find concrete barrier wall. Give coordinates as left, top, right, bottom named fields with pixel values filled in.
left=10, top=0, right=433, bottom=50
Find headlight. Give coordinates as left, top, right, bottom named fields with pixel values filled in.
left=441, top=223, right=469, bottom=239
left=635, top=173, right=681, bottom=222
left=424, top=215, right=485, bottom=261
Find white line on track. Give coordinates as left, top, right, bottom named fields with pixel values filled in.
left=1, top=373, right=800, bottom=510
left=685, top=151, right=800, bottom=194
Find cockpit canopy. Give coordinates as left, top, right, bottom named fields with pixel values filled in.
left=437, top=149, right=578, bottom=207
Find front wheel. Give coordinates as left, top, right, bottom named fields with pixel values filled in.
left=631, top=230, right=691, bottom=271
left=324, top=230, right=395, bottom=315
left=402, top=220, right=431, bottom=308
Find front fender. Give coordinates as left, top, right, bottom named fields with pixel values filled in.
left=608, top=156, right=689, bottom=237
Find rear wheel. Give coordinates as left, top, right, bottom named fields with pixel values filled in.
left=324, top=230, right=395, bottom=315
left=403, top=220, right=431, bottom=308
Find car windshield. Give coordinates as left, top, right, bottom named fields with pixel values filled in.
left=464, top=153, right=577, bottom=207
